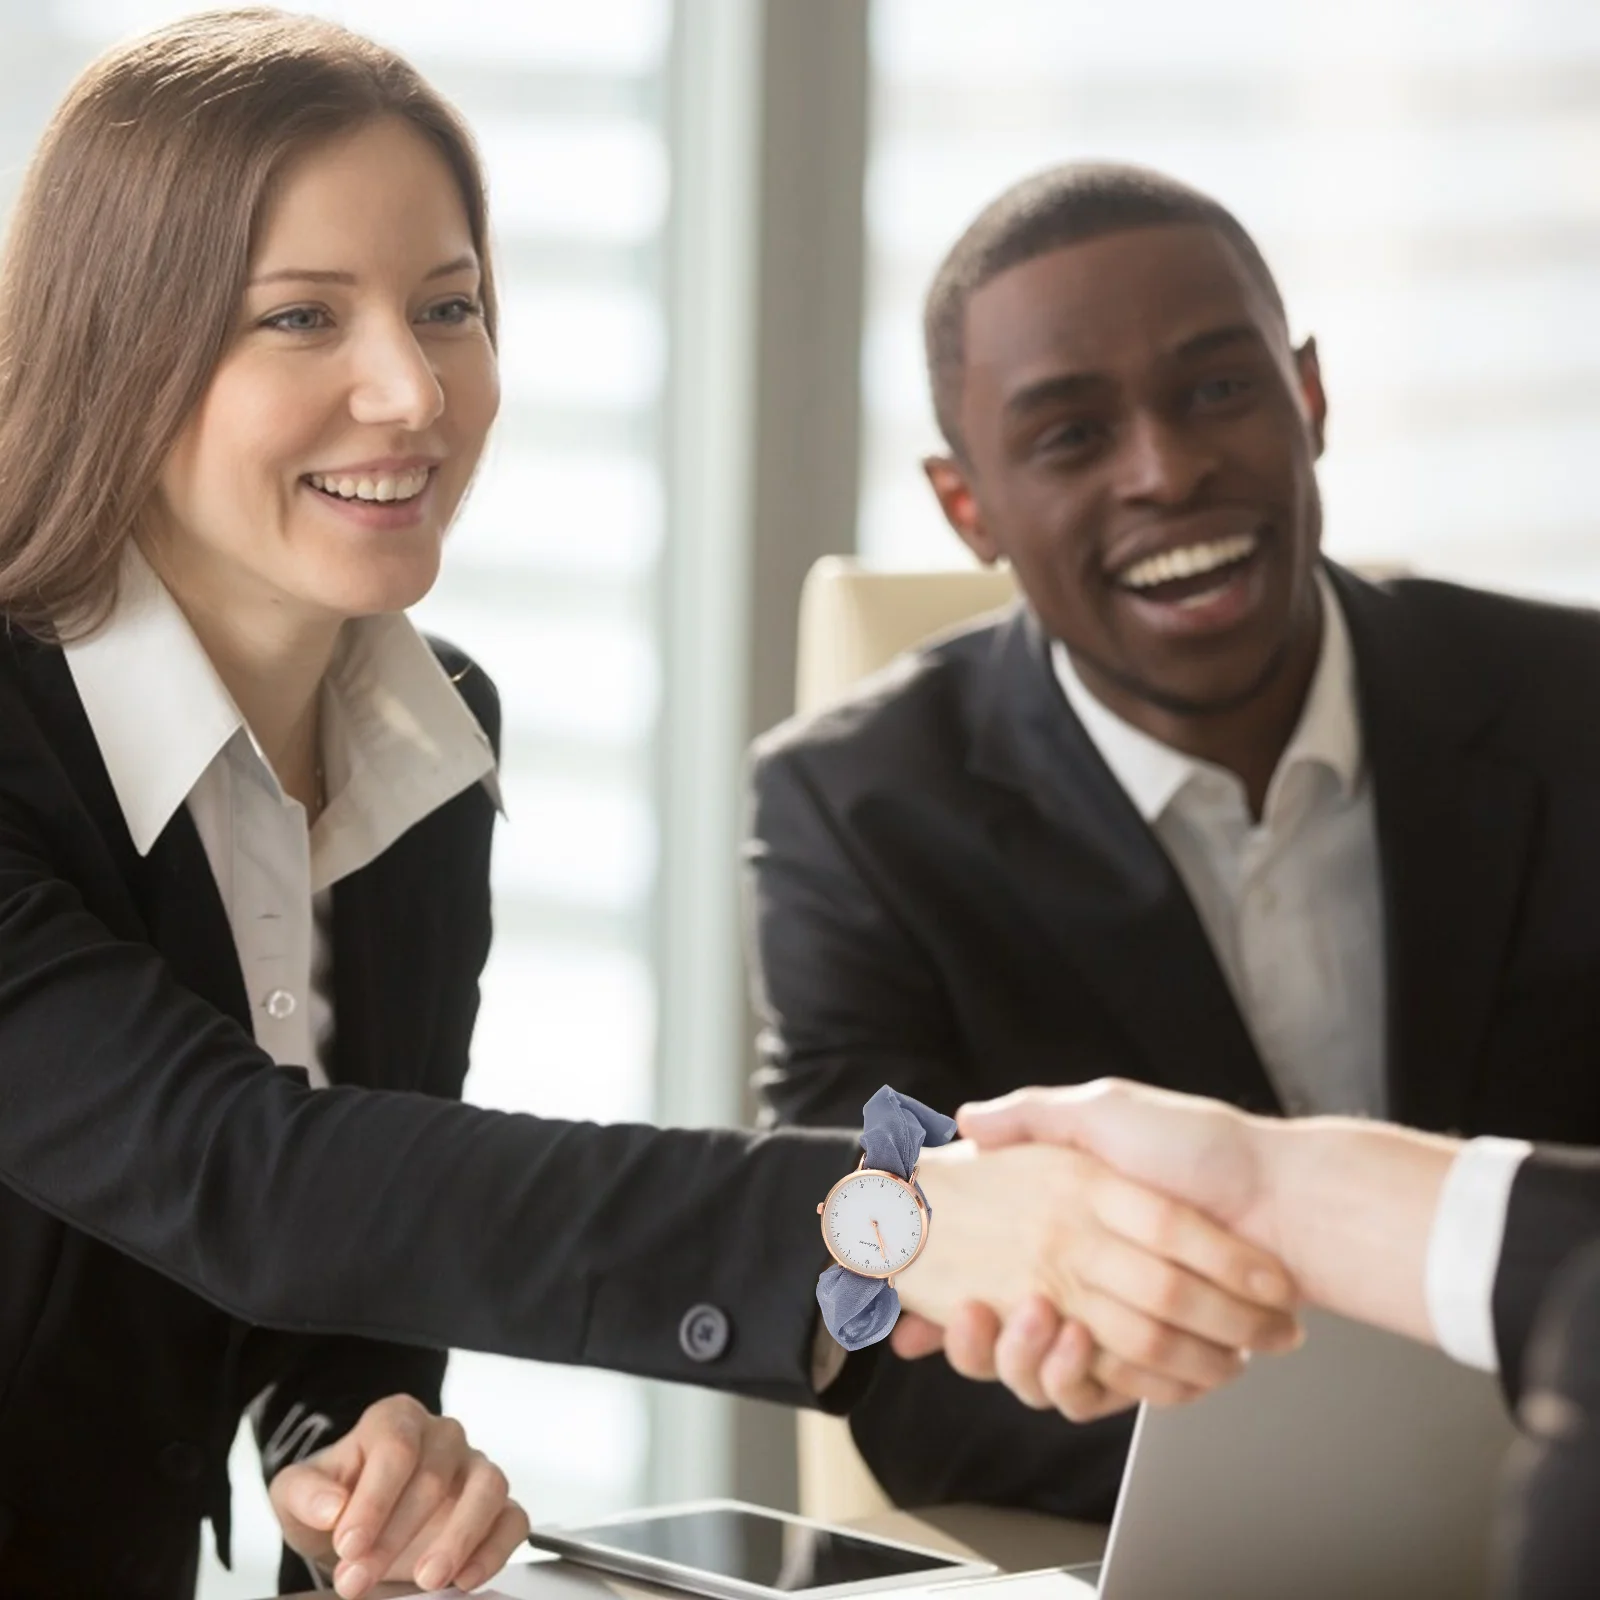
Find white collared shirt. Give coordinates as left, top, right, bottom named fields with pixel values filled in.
left=64, top=546, right=499, bottom=1086
left=1052, top=570, right=1388, bottom=1119
left=1050, top=570, right=1525, bottom=1371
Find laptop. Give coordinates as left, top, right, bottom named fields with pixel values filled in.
left=1033, top=1307, right=1519, bottom=1599
left=480, top=1311, right=1516, bottom=1600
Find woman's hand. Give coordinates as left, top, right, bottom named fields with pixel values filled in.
left=895, top=1134, right=1300, bottom=1418
left=894, top=1297, right=1151, bottom=1422
left=268, top=1394, right=529, bottom=1598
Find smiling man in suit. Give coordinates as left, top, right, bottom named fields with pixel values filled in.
left=744, top=162, right=1600, bottom=1521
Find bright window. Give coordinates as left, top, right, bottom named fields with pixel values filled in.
left=860, top=0, right=1600, bottom=601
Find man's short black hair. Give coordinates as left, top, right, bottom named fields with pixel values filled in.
left=924, top=162, right=1287, bottom=455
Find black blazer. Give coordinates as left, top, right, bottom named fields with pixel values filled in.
left=1496, top=1149, right=1600, bottom=1399
left=0, top=629, right=861, bottom=1600
left=747, top=564, right=1600, bottom=1521
left=1493, top=1153, right=1600, bottom=1597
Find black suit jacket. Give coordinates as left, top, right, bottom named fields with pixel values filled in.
left=0, top=629, right=862, bottom=1600
left=1496, top=1149, right=1600, bottom=1399
left=1493, top=1152, right=1600, bottom=1597
left=747, top=564, right=1600, bottom=1520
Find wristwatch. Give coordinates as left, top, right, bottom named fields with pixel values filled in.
left=815, top=1086, right=958, bottom=1351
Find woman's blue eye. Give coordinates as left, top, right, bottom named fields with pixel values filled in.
left=262, top=305, right=329, bottom=332
left=422, top=297, right=483, bottom=325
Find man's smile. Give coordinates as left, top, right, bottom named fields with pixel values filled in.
left=1100, top=517, right=1274, bottom=638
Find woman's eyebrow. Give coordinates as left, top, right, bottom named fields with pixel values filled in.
left=246, top=253, right=479, bottom=288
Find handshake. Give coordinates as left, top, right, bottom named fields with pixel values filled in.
left=888, top=1079, right=1457, bottom=1420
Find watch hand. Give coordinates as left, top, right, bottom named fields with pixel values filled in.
left=872, top=1220, right=889, bottom=1263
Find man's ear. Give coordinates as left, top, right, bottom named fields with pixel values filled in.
left=923, top=455, right=1002, bottom=565
left=1294, top=337, right=1328, bottom=459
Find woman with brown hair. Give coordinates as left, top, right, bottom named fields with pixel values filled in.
left=0, top=12, right=530, bottom=1596
left=0, top=10, right=1301, bottom=1600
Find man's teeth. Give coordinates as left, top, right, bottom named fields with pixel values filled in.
left=307, top=468, right=430, bottom=503
left=1118, top=533, right=1259, bottom=591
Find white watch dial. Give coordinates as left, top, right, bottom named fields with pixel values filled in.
left=823, top=1170, right=925, bottom=1276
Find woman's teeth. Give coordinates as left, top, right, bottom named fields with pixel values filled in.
left=307, top=468, right=430, bottom=503
left=1118, top=532, right=1259, bottom=591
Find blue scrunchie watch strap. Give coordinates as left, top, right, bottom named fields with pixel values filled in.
left=817, top=1087, right=959, bottom=1352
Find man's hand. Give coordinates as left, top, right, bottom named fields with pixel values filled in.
left=958, top=1080, right=1276, bottom=1250
left=268, top=1395, right=530, bottom=1599
left=895, top=1081, right=1283, bottom=1419
left=896, top=1135, right=1300, bottom=1420
left=933, top=1079, right=1460, bottom=1382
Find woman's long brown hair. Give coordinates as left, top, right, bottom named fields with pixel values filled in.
left=0, top=7, right=497, bottom=640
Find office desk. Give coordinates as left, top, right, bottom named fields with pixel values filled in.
left=271, top=1505, right=1108, bottom=1600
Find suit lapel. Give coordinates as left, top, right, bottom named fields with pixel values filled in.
left=141, top=815, right=251, bottom=1031
left=967, top=610, right=1281, bottom=1112
left=9, top=637, right=250, bottom=1029
left=329, top=838, right=433, bottom=1090
left=1334, top=568, right=1542, bottom=1133
left=329, top=864, right=383, bottom=1089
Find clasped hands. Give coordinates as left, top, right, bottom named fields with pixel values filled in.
left=268, top=1393, right=529, bottom=1598
left=895, top=1080, right=1295, bottom=1422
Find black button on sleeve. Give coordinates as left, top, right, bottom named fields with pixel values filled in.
left=679, top=1303, right=730, bottom=1362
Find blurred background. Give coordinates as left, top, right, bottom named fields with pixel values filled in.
left=0, top=0, right=1595, bottom=1591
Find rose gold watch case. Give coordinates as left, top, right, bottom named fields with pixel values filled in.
left=815, top=1158, right=929, bottom=1285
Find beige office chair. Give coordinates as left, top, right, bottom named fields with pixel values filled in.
left=791, top=555, right=1017, bottom=1524
left=795, top=557, right=1019, bottom=719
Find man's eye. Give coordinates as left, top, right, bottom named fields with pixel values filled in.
left=260, top=305, right=330, bottom=332
left=1193, top=375, right=1251, bottom=405
left=1038, top=420, right=1099, bottom=454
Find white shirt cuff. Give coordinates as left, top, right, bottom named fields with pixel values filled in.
left=1424, top=1136, right=1532, bottom=1371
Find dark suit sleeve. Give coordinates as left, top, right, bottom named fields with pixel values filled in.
left=1494, top=1147, right=1600, bottom=1400
left=1494, top=1237, right=1600, bottom=1598
left=745, top=741, right=978, bottom=1122
left=745, top=742, right=1132, bottom=1522
left=0, top=788, right=860, bottom=1407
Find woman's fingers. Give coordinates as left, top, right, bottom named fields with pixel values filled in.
left=363, top=1423, right=472, bottom=1581
left=452, top=1500, right=535, bottom=1595
left=943, top=1301, right=1005, bottom=1381
left=992, top=1295, right=1071, bottom=1408
left=324, top=1407, right=428, bottom=1594
left=889, top=1311, right=949, bottom=1360
left=407, top=1451, right=518, bottom=1593
left=988, top=1306, right=1149, bottom=1421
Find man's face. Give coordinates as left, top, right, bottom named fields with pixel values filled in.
left=927, top=223, right=1326, bottom=717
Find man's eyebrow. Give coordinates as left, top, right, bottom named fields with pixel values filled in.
left=1003, top=371, right=1107, bottom=420
left=246, top=253, right=480, bottom=288
left=1000, top=324, right=1269, bottom=419
left=1171, top=323, right=1265, bottom=361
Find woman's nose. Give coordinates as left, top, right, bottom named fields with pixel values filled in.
left=347, top=325, right=445, bottom=431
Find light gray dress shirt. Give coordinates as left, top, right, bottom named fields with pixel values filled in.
left=1050, top=569, right=1523, bottom=1371
left=63, top=544, right=500, bottom=1085
left=1052, top=570, right=1387, bottom=1120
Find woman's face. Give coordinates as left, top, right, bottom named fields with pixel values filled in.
left=151, top=116, right=499, bottom=624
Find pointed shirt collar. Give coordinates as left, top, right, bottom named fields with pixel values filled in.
left=1050, top=567, right=1363, bottom=825
left=63, top=545, right=500, bottom=869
